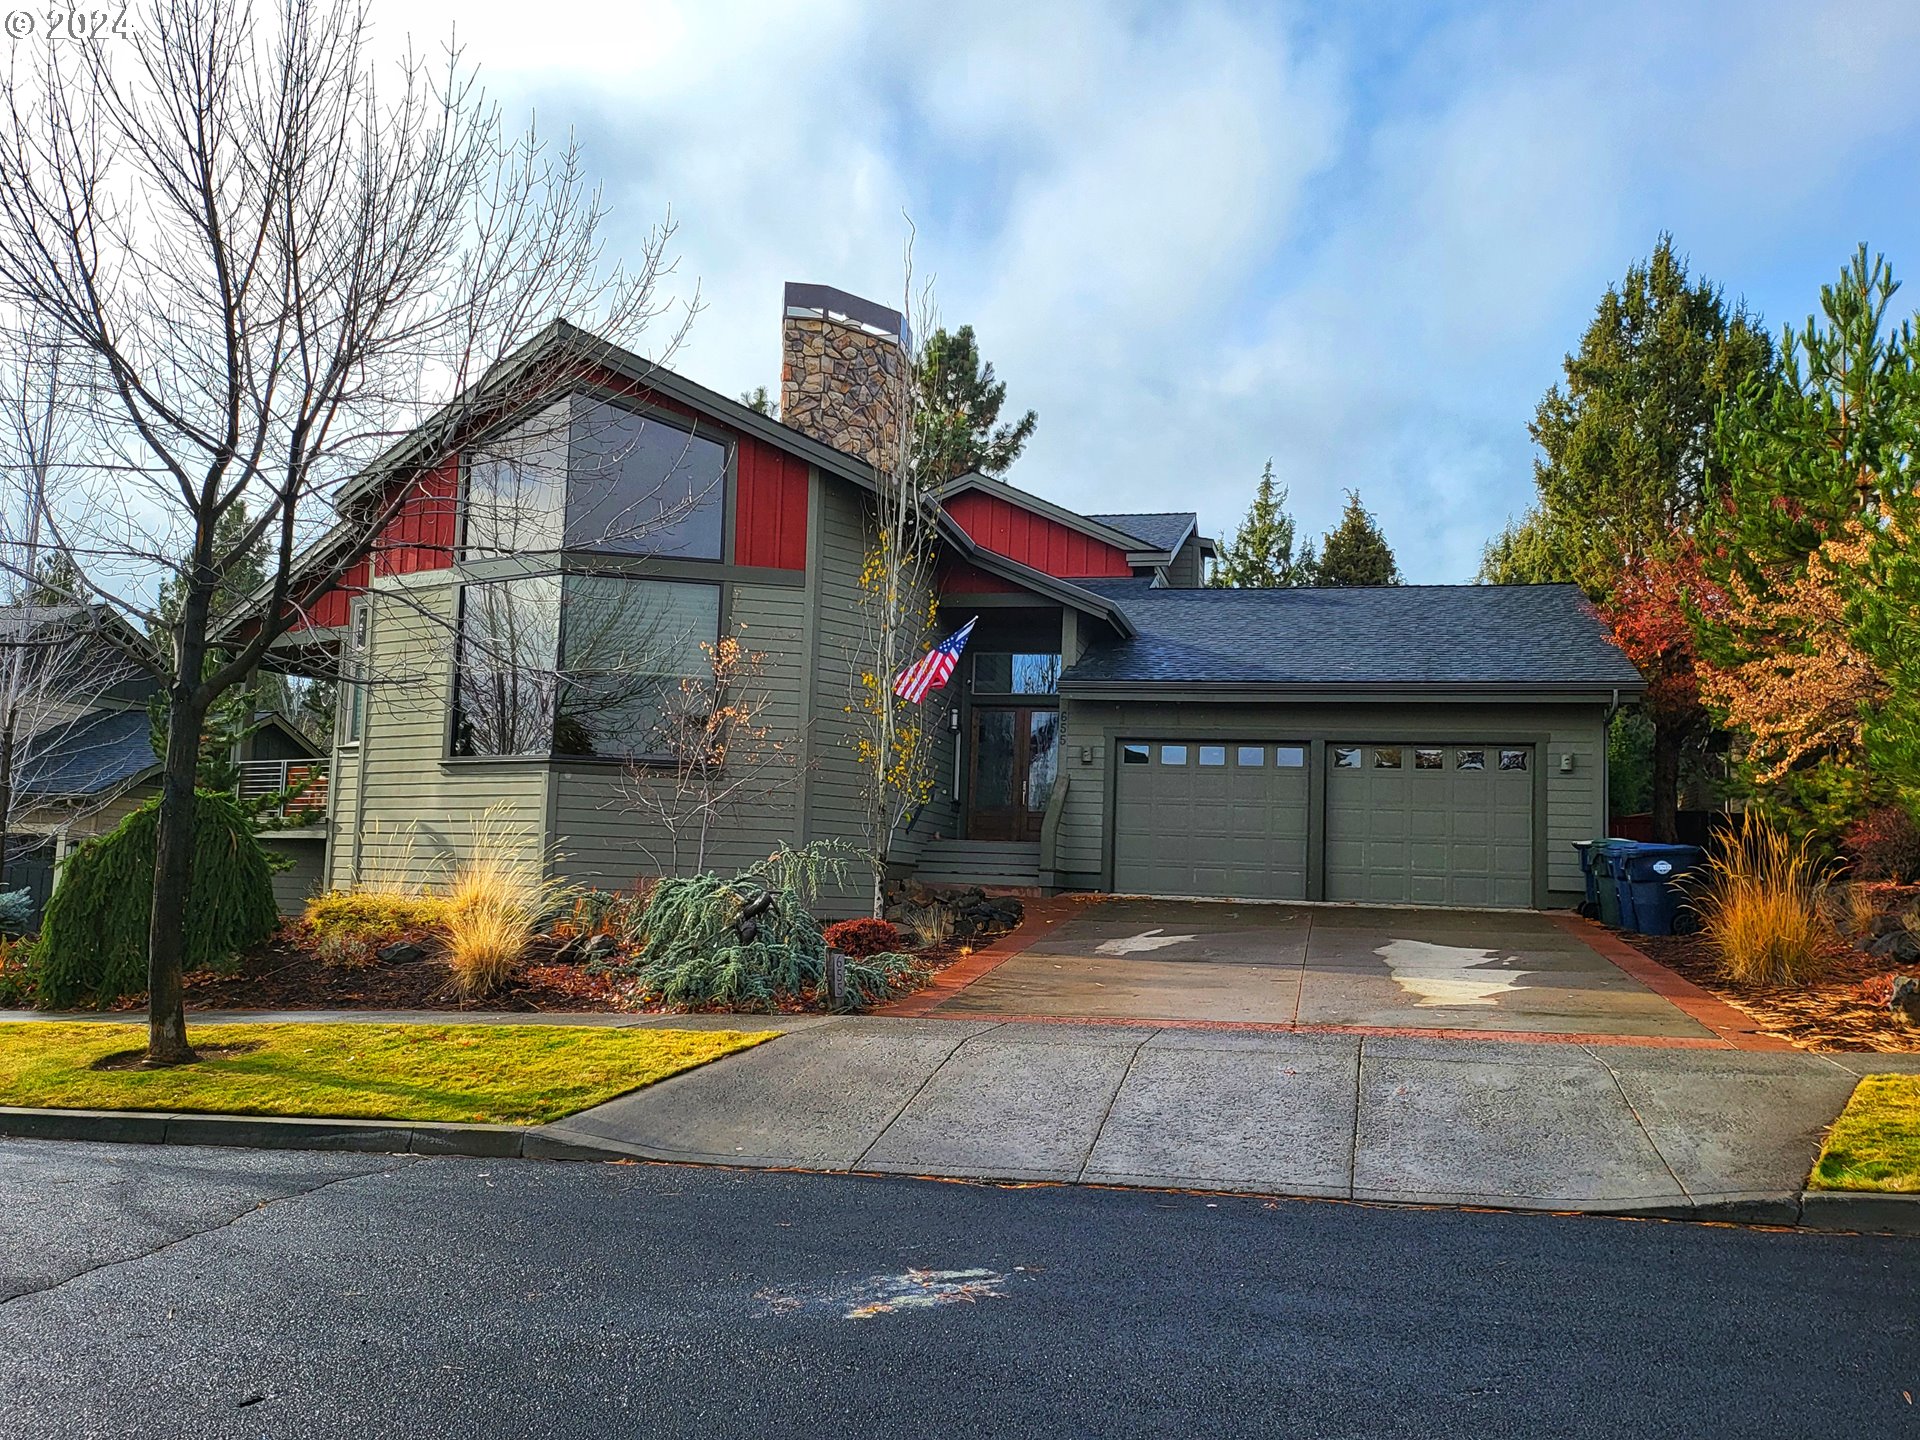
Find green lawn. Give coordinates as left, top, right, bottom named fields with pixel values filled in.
left=0, top=1021, right=775, bottom=1125
left=1811, top=1074, right=1920, bottom=1193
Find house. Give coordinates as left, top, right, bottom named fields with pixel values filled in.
left=0, top=604, right=328, bottom=916
left=272, top=283, right=1645, bottom=916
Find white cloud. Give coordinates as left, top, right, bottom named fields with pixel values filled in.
left=370, top=0, right=1920, bottom=581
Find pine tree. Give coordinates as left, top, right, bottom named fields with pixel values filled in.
left=1209, top=461, right=1310, bottom=587
left=1311, top=491, right=1401, bottom=587
left=740, top=385, right=776, bottom=417
left=913, top=325, right=1037, bottom=482
left=1481, top=234, right=1774, bottom=593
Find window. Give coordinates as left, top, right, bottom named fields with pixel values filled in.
left=1374, top=747, right=1402, bottom=769
left=568, top=398, right=726, bottom=559
left=973, top=652, right=1061, bottom=695
left=1274, top=746, right=1306, bottom=768
left=1457, top=749, right=1485, bottom=770
left=1334, top=746, right=1361, bottom=768
left=339, top=600, right=371, bottom=744
left=1236, top=745, right=1264, bottom=767
left=450, top=575, right=720, bottom=759
left=1500, top=749, right=1529, bottom=772
left=1415, top=748, right=1443, bottom=770
left=1198, top=745, right=1226, bottom=767
left=1160, top=744, right=1188, bottom=765
left=463, top=395, right=727, bottom=560
left=1121, top=743, right=1150, bottom=764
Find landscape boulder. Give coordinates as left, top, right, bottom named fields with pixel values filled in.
left=1891, top=975, right=1920, bottom=1026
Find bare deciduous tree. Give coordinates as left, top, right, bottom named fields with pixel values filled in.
left=847, top=253, right=947, bottom=915
left=0, top=0, right=683, bottom=1062
left=621, top=627, right=800, bottom=875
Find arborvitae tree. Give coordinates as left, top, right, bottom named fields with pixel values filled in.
left=1311, top=491, right=1401, bottom=586
left=913, top=325, right=1037, bottom=482
left=1210, top=460, right=1313, bottom=587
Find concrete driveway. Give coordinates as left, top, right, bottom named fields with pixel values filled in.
left=903, top=898, right=1719, bottom=1040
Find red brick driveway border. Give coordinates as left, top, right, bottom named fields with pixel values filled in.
left=1547, top=913, right=1796, bottom=1052
left=877, top=896, right=1088, bottom=1019
left=881, top=897, right=1797, bottom=1052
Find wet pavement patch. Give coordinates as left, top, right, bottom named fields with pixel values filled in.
left=754, top=1267, right=1015, bottom=1319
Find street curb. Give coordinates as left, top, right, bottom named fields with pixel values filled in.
left=0, top=1106, right=633, bottom=1162
left=1798, top=1189, right=1920, bottom=1236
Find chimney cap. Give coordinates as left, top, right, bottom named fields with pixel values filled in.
left=783, top=282, right=910, bottom=346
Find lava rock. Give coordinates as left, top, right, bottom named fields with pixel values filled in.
left=1867, top=929, right=1920, bottom=964
left=576, top=933, right=619, bottom=965
left=1891, top=975, right=1920, bottom=1026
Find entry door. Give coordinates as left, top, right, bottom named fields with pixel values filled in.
left=967, top=707, right=1059, bottom=840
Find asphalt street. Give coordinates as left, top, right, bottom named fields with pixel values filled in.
left=1, top=1138, right=1915, bottom=1439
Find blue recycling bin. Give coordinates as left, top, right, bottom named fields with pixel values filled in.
left=1614, top=843, right=1705, bottom=935
left=1586, top=839, right=1635, bottom=927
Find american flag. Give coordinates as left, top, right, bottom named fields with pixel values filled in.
left=894, top=617, right=977, bottom=703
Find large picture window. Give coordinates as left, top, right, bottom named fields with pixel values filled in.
left=463, top=395, right=728, bottom=560
left=451, top=576, right=721, bottom=760
left=972, top=652, right=1060, bottom=695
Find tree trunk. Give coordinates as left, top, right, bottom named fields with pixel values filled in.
left=147, top=612, right=209, bottom=1066
left=1650, top=718, right=1681, bottom=845
left=0, top=713, right=15, bottom=899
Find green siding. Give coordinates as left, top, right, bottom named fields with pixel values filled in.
left=327, top=581, right=550, bottom=894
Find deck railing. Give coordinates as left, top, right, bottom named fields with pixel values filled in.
left=235, top=758, right=329, bottom=820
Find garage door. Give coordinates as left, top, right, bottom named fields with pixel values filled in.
left=1114, top=740, right=1309, bottom=900
left=1325, top=743, right=1534, bottom=908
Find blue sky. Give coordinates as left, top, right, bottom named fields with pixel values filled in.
left=388, top=0, right=1920, bottom=580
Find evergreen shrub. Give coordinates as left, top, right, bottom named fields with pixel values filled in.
left=36, top=790, right=279, bottom=1008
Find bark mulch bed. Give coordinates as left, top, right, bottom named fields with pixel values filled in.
left=1625, top=929, right=1918, bottom=1053
left=163, top=933, right=975, bottom=1017
left=174, top=933, right=636, bottom=1014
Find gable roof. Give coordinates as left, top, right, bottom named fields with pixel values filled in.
left=1084, top=511, right=1198, bottom=554
left=17, top=706, right=157, bottom=801
left=937, top=474, right=1178, bottom=560
left=1059, top=581, right=1646, bottom=695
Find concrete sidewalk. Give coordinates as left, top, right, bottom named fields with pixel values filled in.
left=542, top=1015, right=1918, bottom=1220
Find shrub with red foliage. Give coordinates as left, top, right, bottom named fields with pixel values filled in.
left=1840, top=805, right=1920, bottom=881
left=823, top=917, right=902, bottom=957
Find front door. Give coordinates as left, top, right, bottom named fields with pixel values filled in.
left=967, top=707, right=1059, bottom=841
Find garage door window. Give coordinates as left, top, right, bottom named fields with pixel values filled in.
left=1276, top=745, right=1305, bottom=767
left=1500, top=749, right=1529, bottom=771
left=1374, top=747, right=1402, bottom=768
left=1236, top=745, right=1264, bottom=767
left=1415, top=748, right=1443, bottom=769
left=1458, top=749, right=1485, bottom=770
left=1121, top=743, right=1149, bottom=764
left=1198, top=745, right=1226, bottom=766
left=1334, top=747, right=1361, bottom=768
left=1160, top=745, right=1188, bottom=765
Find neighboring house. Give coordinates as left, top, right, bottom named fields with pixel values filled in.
left=273, top=283, right=1646, bottom=916
left=0, top=602, right=328, bottom=915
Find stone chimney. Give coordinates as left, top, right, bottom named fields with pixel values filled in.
left=779, top=282, right=909, bottom=471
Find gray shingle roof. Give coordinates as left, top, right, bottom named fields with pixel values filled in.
left=17, top=706, right=156, bottom=799
left=1061, top=581, right=1646, bottom=690
left=1084, top=512, right=1197, bottom=553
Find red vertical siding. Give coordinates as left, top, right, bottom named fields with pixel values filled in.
left=936, top=557, right=1022, bottom=594
left=373, top=459, right=459, bottom=577
left=733, top=435, right=810, bottom=570
left=294, top=555, right=368, bottom=631
left=944, top=490, right=1132, bottom=578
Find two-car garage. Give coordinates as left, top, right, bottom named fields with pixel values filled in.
left=1112, top=739, right=1536, bottom=909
